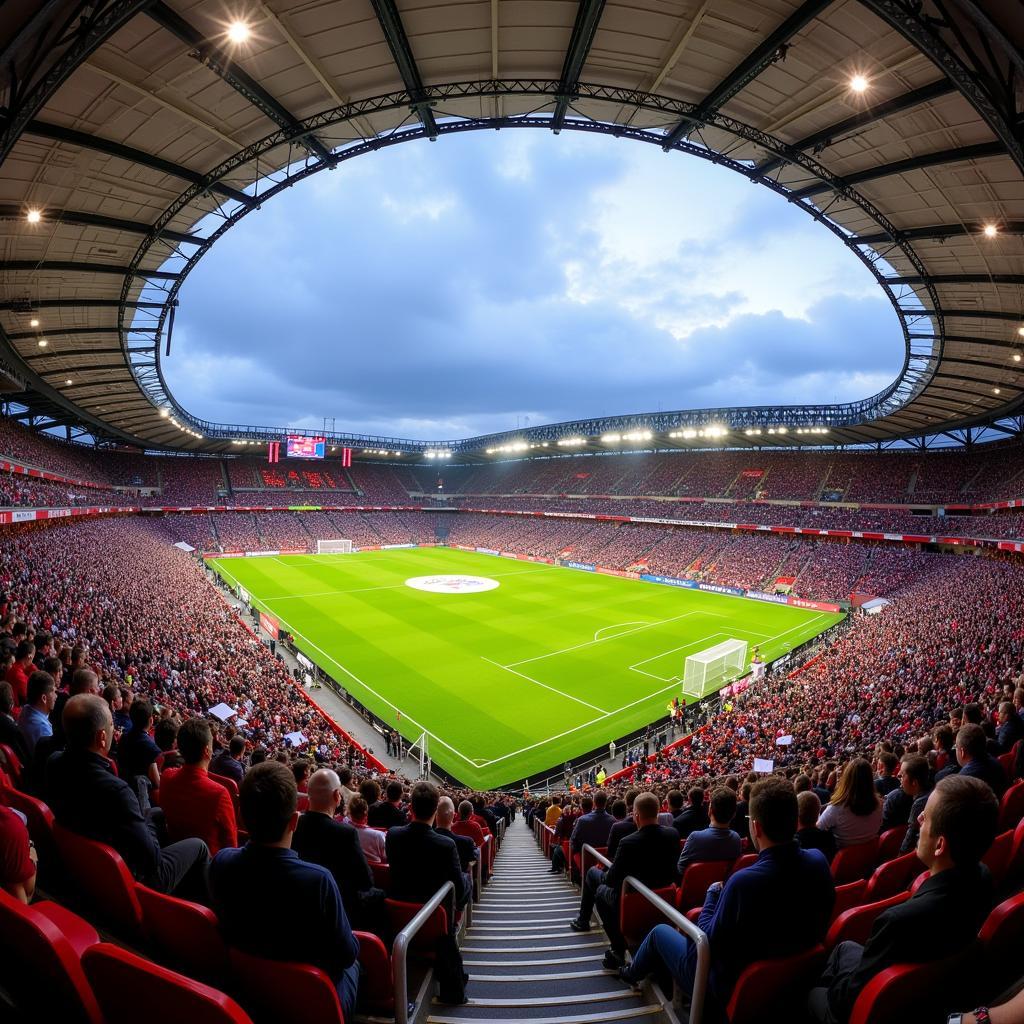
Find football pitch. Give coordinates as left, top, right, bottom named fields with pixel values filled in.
left=209, top=548, right=843, bottom=789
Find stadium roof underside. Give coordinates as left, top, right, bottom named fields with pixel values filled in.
left=0, top=0, right=1021, bottom=457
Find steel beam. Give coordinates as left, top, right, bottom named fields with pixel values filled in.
left=146, top=1, right=332, bottom=160
left=756, top=79, right=956, bottom=175
left=23, top=121, right=253, bottom=206
left=40, top=364, right=137, bottom=378
left=662, top=0, right=834, bottom=147
left=0, top=299, right=168, bottom=311
left=886, top=274, right=1024, bottom=286
left=934, top=310, right=1024, bottom=323
left=0, top=204, right=203, bottom=246
left=855, top=222, right=1024, bottom=245
left=552, top=0, right=607, bottom=131
left=790, top=140, right=1006, bottom=199
left=0, top=261, right=179, bottom=280
left=366, top=0, right=438, bottom=138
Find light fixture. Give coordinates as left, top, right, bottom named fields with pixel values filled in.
left=29, top=318, right=39, bottom=328
left=983, top=223, right=999, bottom=238
left=849, top=74, right=869, bottom=93
left=1017, top=327, right=1024, bottom=337
left=37, top=338, right=47, bottom=348
left=26, top=209, right=41, bottom=224
left=1013, top=354, right=1022, bottom=363
left=994, top=387, right=1001, bottom=395
left=160, top=408, right=169, bottom=418
left=226, top=20, right=251, bottom=43
left=64, top=378, right=72, bottom=385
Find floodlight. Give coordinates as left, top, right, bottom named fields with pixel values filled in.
left=849, top=74, right=869, bottom=93
left=160, top=408, right=169, bottom=418
left=38, top=338, right=47, bottom=347
left=994, top=388, right=1001, bottom=395
left=226, top=21, right=251, bottom=43
left=983, top=224, right=998, bottom=238
left=26, top=209, right=41, bottom=224
left=601, top=433, right=621, bottom=443
left=1013, top=354, right=1021, bottom=362
left=64, top=378, right=72, bottom=385
left=1018, top=327, right=1024, bottom=337
left=29, top=319, right=39, bottom=328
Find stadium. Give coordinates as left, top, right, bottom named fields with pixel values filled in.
left=0, top=2, right=1023, bottom=1024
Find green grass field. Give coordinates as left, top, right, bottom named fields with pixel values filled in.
left=209, top=548, right=843, bottom=789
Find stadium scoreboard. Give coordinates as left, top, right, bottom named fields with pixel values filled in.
left=286, top=435, right=326, bottom=459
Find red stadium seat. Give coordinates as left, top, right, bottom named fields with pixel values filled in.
left=1011, top=816, right=1024, bottom=877
left=829, top=880, right=868, bottom=923
left=826, top=892, right=910, bottom=950
left=0, top=888, right=104, bottom=1024
left=876, top=825, right=908, bottom=864
left=730, top=852, right=758, bottom=874
left=0, top=743, right=24, bottom=787
left=227, top=947, right=342, bottom=1024
left=998, top=749, right=1017, bottom=783
left=725, top=944, right=826, bottom=1024
left=997, top=780, right=1024, bottom=832
left=370, top=861, right=391, bottom=888
left=620, top=884, right=678, bottom=949
left=354, top=930, right=394, bottom=1015
left=981, top=830, right=1014, bottom=885
left=385, top=897, right=449, bottom=959
left=910, top=870, right=929, bottom=894
left=865, top=851, right=922, bottom=902
left=136, top=883, right=229, bottom=984
left=572, top=843, right=605, bottom=877
left=84, top=943, right=252, bottom=1024
left=209, top=772, right=241, bottom=815
left=52, top=821, right=143, bottom=938
left=830, top=838, right=879, bottom=884
left=978, top=892, right=1024, bottom=994
left=2, top=786, right=56, bottom=878
left=677, top=859, right=733, bottom=911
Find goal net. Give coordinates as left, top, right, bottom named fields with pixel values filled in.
left=317, top=539, right=353, bottom=554
left=682, top=638, right=749, bottom=699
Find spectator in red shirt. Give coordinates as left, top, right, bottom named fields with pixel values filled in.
left=452, top=800, right=486, bottom=847
left=4, top=640, right=34, bottom=707
left=0, top=804, right=37, bottom=903
left=158, top=717, right=238, bottom=855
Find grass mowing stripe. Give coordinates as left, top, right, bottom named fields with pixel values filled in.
left=208, top=548, right=843, bottom=788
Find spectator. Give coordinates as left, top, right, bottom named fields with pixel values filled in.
left=951, top=988, right=1024, bottom=1024
left=570, top=792, right=679, bottom=970
left=116, top=698, right=161, bottom=800
left=673, top=786, right=709, bottom=840
left=337, top=767, right=358, bottom=807
left=994, top=701, right=1024, bottom=754
left=544, top=794, right=562, bottom=828
left=796, top=790, right=836, bottom=861
left=210, top=762, right=361, bottom=1021
left=677, top=787, right=742, bottom=874
left=942, top=724, right=1006, bottom=797
left=154, top=716, right=184, bottom=771
left=385, top=781, right=469, bottom=914
left=346, top=795, right=386, bottom=864
left=435, top=796, right=478, bottom=876
left=16, top=671, right=54, bottom=758
left=292, top=768, right=377, bottom=930
left=5, top=641, right=34, bottom=707
left=158, top=718, right=238, bottom=855
left=368, top=779, right=408, bottom=829
left=874, top=752, right=900, bottom=796
left=0, top=681, right=29, bottom=766
left=570, top=789, right=615, bottom=854
left=0, top=804, right=36, bottom=903
left=46, top=694, right=209, bottom=897
left=113, top=687, right=132, bottom=734
left=807, top=775, right=998, bottom=1024
left=817, top=759, right=883, bottom=849
left=452, top=799, right=486, bottom=848
left=622, top=777, right=835, bottom=1016
left=210, top=735, right=246, bottom=786
left=50, top=668, right=101, bottom=749
left=881, top=754, right=931, bottom=855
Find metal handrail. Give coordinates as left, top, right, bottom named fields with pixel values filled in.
left=475, top=835, right=489, bottom=900
left=393, top=880, right=455, bottom=1024
left=581, top=845, right=709, bottom=1024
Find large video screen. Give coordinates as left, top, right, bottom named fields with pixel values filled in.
left=286, top=435, right=326, bottom=459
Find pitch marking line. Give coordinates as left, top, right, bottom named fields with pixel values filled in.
left=480, top=658, right=609, bottom=714
left=628, top=633, right=730, bottom=683
left=593, top=622, right=650, bottom=641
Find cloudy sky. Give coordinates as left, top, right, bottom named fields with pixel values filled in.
left=165, top=130, right=903, bottom=441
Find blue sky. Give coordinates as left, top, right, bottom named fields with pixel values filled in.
left=165, top=130, right=903, bottom=440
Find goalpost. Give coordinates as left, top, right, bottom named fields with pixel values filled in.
left=316, top=539, right=353, bottom=554
left=407, top=731, right=431, bottom=778
left=682, top=638, right=749, bottom=699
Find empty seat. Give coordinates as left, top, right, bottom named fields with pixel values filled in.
left=0, top=888, right=103, bottom=1024
left=136, top=883, right=229, bottom=984
left=677, top=859, right=733, bottom=911
left=52, top=821, right=143, bottom=938
left=228, top=947, right=342, bottom=1024
left=826, top=892, right=910, bottom=950
left=725, top=944, right=826, bottom=1024
left=978, top=891, right=1024, bottom=994
left=876, top=825, right=908, bottom=864
left=385, top=897, right=449, bottom=958
left=354, top=930, right=394, bottom=1015
left=84, top=943, right=252, bottom=1024
left=997, top=780, right=1024, bottom=832
left=829, top=880, right=868, bottom=923
left=981, top=830, right=1014, bottom=885
left=831, top=838, right=879, bottom=884
left=866, top=851, right=922, bottom=902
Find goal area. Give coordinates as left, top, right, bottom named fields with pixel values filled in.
left=682, top=638, right=748, bottom=699
left=316, top=539, right=353, bottom=554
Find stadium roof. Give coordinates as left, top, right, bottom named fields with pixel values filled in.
left=0, top=0, right=1021, bottom=456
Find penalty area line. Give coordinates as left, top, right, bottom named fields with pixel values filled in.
left=481, top=658, right=609, bottom=714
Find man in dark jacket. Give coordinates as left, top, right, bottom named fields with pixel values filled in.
left=435, top=796, right=478, bottom=875
left=808, top=775, right=998, bottom=1024
left=386, top=781, right=469, bottom=920
left=368, top=779, right=408, bottom=829
left=570, top=791, right=679, bottom=969
left=672, top=786, right=709, bottom=840
left=292, top=768, right=379, bottom=929
left=945, top=724, right=1006, bottom=797
left=45, top=694, right=208, bottom=898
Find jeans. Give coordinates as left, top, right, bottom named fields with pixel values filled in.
left=578, top=866, right=606, bottom=923
left=625, top=923, right=691, bottom=989
left=336, top=960, right=362, bottom=1020
left=149, top=837, right=210, bottom=901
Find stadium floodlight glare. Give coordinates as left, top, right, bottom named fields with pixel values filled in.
left=160, top=408, right=169, bottom=418
left=226, top=20, right=251, bottom=43
left=994, top=388, right=1001, bottom=395
left=37, top=338, right=47, bottom=348
left=1013, top=354, right=1021, bottom=362
left=601, top=433, right=622, bottom=443
left=29, top=318, right=39, bottom=328
left=557, top=437, right=587, bottom=447
left=983, top=224, right=999, bottom=237
left=778, top=426, right=788, bottom=433
left=849, top=74, right=869, bottom=93
left=26, top=209, right=41, bottom=224
left=1018, top=327, right=1024, bottom=337
left=64, top=378, right=72, bottom=385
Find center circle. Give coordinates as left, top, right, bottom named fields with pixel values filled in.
left=405, top=574, right=500, bottom=594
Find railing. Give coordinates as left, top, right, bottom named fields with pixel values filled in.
left=582, top=844, right=710, bottom=1024
left=393, top=880, right=455, bottom=1024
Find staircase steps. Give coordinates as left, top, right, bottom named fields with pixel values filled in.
left=426, top=824, right=665, bottom=1024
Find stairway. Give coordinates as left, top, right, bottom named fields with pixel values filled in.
left=427, top=823, right=663, bottom=1024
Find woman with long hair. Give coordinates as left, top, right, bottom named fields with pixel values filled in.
left=816, top=757, right=883, bottom=849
